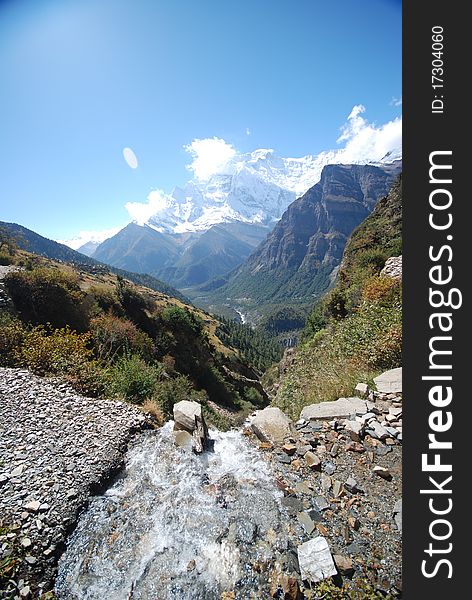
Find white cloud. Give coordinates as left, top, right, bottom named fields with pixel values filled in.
left=58, top=225, right=125, bottom=250
left=125, top=189, right=173, bottom=225
left=123, top=147, right=138, bottom=169
left=184, top=137, right=236, bottom=180
left=390, top=96, right=402, bottom=107
left=324, top=104, right=402, bottom=164
left=246, top=127, right=251, bottom=136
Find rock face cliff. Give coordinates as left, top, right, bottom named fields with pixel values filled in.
left=210, top=162, right=401, bottom=307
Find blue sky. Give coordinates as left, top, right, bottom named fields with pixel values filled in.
left=0, top=0, right=401, bottom=242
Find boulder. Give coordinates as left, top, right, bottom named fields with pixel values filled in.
left=251, top=407, right=293, bottom=444
left=300, top=397, right=370, bottom=421
left=173, top=400, right=209, bottom=453
left=173, top=400, right=203, bottom=432
left=374, top=367, right=402, bottom=394
left=297, top=536, right=337, bottom=583
left=381, top=255, right=402, bottom=279
left=173, top=430, right=193, bottom=449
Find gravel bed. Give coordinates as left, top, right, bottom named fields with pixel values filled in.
left=0, top=368, right=151, bottom=599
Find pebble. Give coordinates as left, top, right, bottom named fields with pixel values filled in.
left=373, top=466, right=393, bottom=480
left=304, top=451, right=321, bottom=470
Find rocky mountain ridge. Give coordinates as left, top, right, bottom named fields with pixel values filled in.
left=197, top=162, right=401, bottom=319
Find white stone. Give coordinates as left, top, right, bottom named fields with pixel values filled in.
left=24, top=500, right=41, bottom=513
left=381, top=255, right=402, bottom=279
left=374, top=367, right=402, bottom=394
left=297, top=536, right=337, bottom=583
left=300, top=397, right=369, bottom=421
left=344, top=420, right=364, bottom=436
left=173, top=400, right=202, bottom=432
left=251, top=407, right=293, bottom=444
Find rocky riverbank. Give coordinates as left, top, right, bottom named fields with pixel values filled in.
left=245, top=368, right=403, bottom=598
left=1, top=365, right=402, bottom=599
left=0, top=368, right=152, bottom=599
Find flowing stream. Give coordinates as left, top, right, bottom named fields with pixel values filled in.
left=55, top=423, right=291, bottom=599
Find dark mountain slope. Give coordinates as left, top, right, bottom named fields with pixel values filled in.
left=93, top=222, right=180, bottom=275
left=91, top=221, right=269, bottom=290
left=0, top=221, right=186, bottom=301
left=206, top=162, right=401, bottom=309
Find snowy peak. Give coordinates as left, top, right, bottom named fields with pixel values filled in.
left=144, top=147, right=402, bottom=234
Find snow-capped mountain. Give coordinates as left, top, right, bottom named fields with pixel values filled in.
left=144, top=148, right=402, bottom=234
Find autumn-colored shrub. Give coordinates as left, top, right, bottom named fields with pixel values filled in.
left=362, top=275, right=401, bottom=305
left=90, top=313, right=154, bottom=363
left=0, top=315, right=27, bottom=367
left=87, top=285, right=123, bottom=316
left=16, top=325, right=94, bottom=376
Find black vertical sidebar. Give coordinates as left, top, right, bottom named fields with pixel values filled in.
left=403, top=2, right=466, bottom=598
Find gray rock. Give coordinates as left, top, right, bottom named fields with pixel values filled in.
left=275, top=452, right=292, bottom=465
left=366, top=421, right=390, bottom=440
left=300, top=397, right=370, bottom=421
left=323, top=462, right=336, bottom=475
left=374, top=367, right=402, bottom=394
left=298, top=511, right=316, bottom=534
left=332, top=480, right=344, bottom=498
left=251, top=407, right=293, bottom=444
left=393, top=499, right=402, bottom=532
left=312, top=495, right=330, bottom=512
left=24, top=500, right=41, bottom=513
left=381, top=255, right=402, bottom=279
left=355, top=383, right=369, bottom=397
left=173, top=400, right=209, bottom=453
left=344, top=420, right=364, bottom=441
left=282, top=497, right=304, bottom=515
left=297, top=536, right=337, bottom=583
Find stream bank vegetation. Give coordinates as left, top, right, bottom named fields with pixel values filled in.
left=0, top=243, right=274, bottom=430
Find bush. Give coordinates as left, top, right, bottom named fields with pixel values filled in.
left=5, top=267, right=88, bottom=330
left=0, top=253, right=13, bottom=266
left=87, top=285, right=123, bottom=316
left=303, top=303, right=326, bottom=339
left=16, top=325, right=94, bottom=376
left=243, top=386, right=265, bottom=407
left=0, top=315, right=27, bottom=367
left=362, top=275, right=401, bottom=306
left=162, top=306, right=204, bottom=337
left=356, top=248, right=388, bottom=273
left=90, top=313, right=155, bottom=363
left=324, top=288, right=348, bottom=320
left=106, top=354, right=164, bottom=404
left=152, top=374, right=205, bottom=416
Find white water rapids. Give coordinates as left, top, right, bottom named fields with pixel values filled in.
left=55, top=423, right=292, bottom=599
